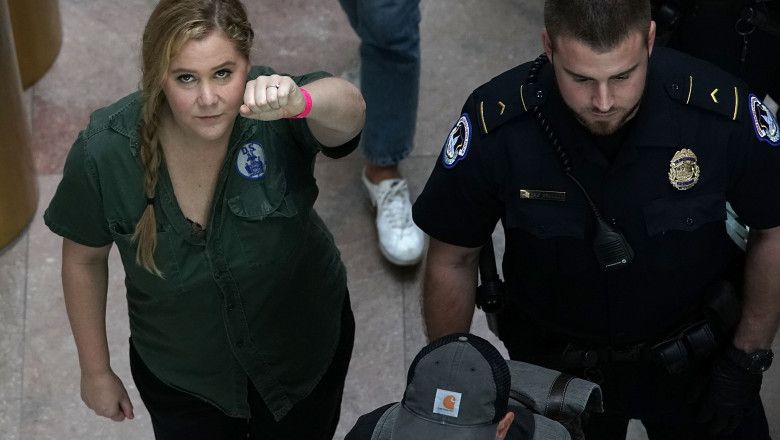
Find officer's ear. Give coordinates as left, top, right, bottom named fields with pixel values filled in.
left=647, top=20, right=656, bottom=56
left=496, top=411, right=515, bottom=440
left=542, top=29, right=553, bottom=62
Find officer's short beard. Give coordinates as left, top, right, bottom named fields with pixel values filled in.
left=571, top=97, right=643, bottom=137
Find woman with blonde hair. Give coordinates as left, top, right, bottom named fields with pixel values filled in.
left=44, top=0, right=365, bottom=438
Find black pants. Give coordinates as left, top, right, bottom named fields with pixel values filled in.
left=130, top=295, right=355, bottom=440
left=584, top=400, right=769, bottom=440
left=573, top=361, right=770, bottom=440
left=499, top=314, right=770, bottom=440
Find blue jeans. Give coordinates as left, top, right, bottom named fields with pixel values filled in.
left=338, top=0, right=421, bottom=166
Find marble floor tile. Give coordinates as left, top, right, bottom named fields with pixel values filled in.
left=244, top=0, right=359, bottom=77
left=29, top=0, right=151, bottom=175
left=314, top=154, right=374, bottom=248
left=0, top=234, right=28, bottom=440
left=333, top=238, right=408, bottom=439
left=415, top=0, right=545, bottom=159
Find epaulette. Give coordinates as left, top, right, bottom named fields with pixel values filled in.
left=657, top=48, right=745, bottom=121
left=472, top=64, right=548, bottom=135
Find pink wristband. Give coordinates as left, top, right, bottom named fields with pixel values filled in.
left=286, top=88, right=312, bottom=119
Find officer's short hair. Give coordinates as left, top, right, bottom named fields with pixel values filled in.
left=544, top=0, right=651, bottom=52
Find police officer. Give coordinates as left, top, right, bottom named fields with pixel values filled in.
left=412, top=0, right=780, bottom=438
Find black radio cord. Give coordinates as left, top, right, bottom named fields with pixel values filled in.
left=526, top=53, right=634, bottom=270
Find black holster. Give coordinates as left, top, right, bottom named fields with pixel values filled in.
left=651, top=279, right=741, bottom=374
left=476, top=239, right=506, bottom=339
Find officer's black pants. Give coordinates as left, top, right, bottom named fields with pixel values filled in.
left=572, top=361, right=769, bottom=440
left=129, top=293, right=355, bottom=440
left=585, top=401, right=768, bottom=440
left=499, top=316, right=770, bottom=439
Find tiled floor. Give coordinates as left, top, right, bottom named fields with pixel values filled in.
left=1, top=1, right=777, bottom=439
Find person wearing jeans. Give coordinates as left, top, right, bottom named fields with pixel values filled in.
left=338, top=0, right=426, bottom=265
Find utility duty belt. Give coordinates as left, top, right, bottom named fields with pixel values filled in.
left=554, top=319, right=720, bottom=376
left=517, top=280, right=742, bottom=380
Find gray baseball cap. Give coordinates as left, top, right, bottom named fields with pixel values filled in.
left=391, top=334, right=511, bottom=440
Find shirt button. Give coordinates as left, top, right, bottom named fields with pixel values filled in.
left=685, top=217, right=694, bottom=226
left=214, top=272, right=221, bottom=279
left=671, top=83, right=680, bottom=91
left=236, top=339, right=244, bottom=348
left=227, top=304, right=234, bottom=312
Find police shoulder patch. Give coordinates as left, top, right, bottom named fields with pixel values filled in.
left=442, top=114, right=472, bottom=169
left=236, top=141, right=266, bottom=179
left=748, top=94, right=780, bottom=146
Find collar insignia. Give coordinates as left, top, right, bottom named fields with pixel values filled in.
left=668, top=148, right=700, bottom=191
left=749, top=94, right=780, bottom=146
left=236, top=142, right=266, bottom=180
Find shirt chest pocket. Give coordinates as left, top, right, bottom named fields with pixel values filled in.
left=109, top=220, right=185, bottom=298
left=226, top=170, right=306, bottom=267
left=642, top=192, right=727, bottom=270
left=505, top=201, right=590, bottom=274
left=506, top=202, right=587, bottom=239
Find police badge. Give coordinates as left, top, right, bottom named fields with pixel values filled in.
left=668, top=148, right=700, bottom=190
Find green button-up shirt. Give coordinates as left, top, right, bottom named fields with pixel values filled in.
left=44, top=66, right=354, bottom=419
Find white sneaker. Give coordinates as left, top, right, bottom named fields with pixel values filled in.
left=362, top=169, right=425, bottom=265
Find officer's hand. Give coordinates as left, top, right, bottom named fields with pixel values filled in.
left=240, top=75, right=306, bottom=121
left=696, top=353, right=762, bottom=435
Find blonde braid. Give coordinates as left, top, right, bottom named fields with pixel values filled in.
left=132, top=94, right=165, bottom=277
left=132, top=0, right=255, bottom=276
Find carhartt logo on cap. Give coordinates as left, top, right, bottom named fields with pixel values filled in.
left=433, top=389, right=462, bottom=417
left=443, top=395, right=457, bottom=410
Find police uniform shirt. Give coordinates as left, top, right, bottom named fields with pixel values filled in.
left=44, top=66, right=358, bottom=420
left=413, top=47, right=780, bottom=346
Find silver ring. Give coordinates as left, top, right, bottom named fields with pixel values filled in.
left=266, top=83, right=280, bottom=89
